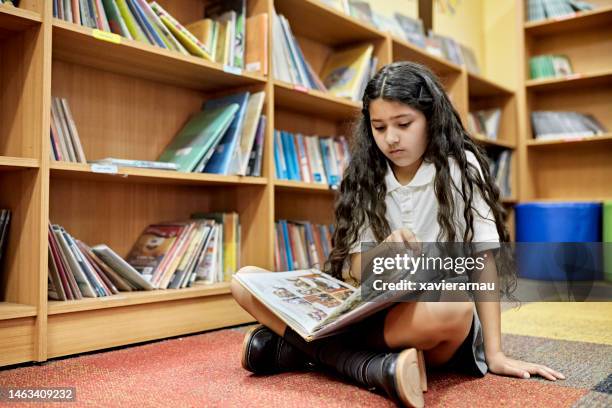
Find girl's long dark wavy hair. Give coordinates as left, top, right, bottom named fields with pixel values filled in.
left=324, top=61, right=516, bottom=298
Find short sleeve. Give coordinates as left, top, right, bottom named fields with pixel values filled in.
left=348, top=224, right=376, bottom=254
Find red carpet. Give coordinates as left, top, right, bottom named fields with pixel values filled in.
left=0, top=327, right=596, bottom=407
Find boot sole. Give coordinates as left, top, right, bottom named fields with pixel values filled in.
left=395, top=348, right=427, bottom=408
left=241, top=324, right=265, bottom=372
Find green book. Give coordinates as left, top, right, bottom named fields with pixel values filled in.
left=102, top=0, right=132, bottom=39
left=158, top=104, right=239, bottom=172
left=114, top=0, right=149, bottom=43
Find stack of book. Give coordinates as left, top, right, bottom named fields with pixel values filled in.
left=274, top=131, right=350, bottom=187
left=529, top=55, right=573, bottom=80
left=54, top=1, right=216, bottom=61
left=185, top=1, right=269, bottom=74
left=486, top=150, right=512, bottom=199
left=126, top=212, right=239, bottom=289
left=48, top=213, right=239, bottom=300
left=275, top=220, right=334, bottom=271
left=158, top=91, right=266, bottom=176
left=50, top=96, right=87, bottom=163
left=0, top=209, right=10, bottom=273
left=272, top=10, right=327, bottom=92
left=467, top=109, right=502, bottom=140
left=48, top=224, right=154, bottom=300
left=531, top=111, right=607, bottom=140
left=527, top=0, right=595, bottom=21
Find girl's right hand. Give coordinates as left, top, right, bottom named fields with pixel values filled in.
left=382, top=228, right=422, bottom=253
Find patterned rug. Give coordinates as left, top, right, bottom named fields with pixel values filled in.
left=0, top=302, right=610, bottom=407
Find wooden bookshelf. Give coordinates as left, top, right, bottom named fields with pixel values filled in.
left=0, top=157, right=40, bottom=170
left=524, top=5, right=612, bottom=35
left=526, top=133, right=612, bottom=147
left=274, top=179, right=337, bottom=194
left=0, top=0, right=523, bottom=367
left=50, top=161, right=267, bottom=187
left=392, top=37, right=462, bottom=76
left=518, top=0, right=612, bottom=202
left=0, top=302, right=37, bottom=320
left=48, top=283, right=232, bottom=315
left=525, top=70, right=612, bottom=92
left=52, top=19, right=267, bottom=91
left=273, top=80, right=361, bottom=121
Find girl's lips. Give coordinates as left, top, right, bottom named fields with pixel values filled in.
left=389, top=149, right=404, bottom=155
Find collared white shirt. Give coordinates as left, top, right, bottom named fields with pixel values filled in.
left=349, top=150, right=500, bottom=254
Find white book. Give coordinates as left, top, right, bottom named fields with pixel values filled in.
left=52, top=97, right=76, bottom=162
left=52, top=226, right=97, bottom=298
left=60, top=98, right=87, bottom=163
left=306, top=136, right=327, bottom=184
left=92, top=244, right=156, bottom=290
left=272, top=11, right=298, bottom=84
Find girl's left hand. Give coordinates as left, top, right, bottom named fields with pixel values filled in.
left=486, top=351, right=565, bottom=381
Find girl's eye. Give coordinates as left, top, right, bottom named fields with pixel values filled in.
left=374, top=126, right=385, bottom=132
left=398, top=123, right=411, bottom=128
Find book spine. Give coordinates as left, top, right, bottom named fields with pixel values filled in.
left=150, top=1, right=212, bottom=59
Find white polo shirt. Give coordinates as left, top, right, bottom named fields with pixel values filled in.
left=349, top=150, right=500, bottom=254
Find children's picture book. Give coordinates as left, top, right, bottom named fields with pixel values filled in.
left=234, top=269, right=406, bottom=341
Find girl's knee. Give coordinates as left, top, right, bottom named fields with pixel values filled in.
left=432, top=301, right=473, bottom=334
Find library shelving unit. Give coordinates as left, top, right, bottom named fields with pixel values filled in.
left=0, top=0, right=517, bottom=367
left=517, top=0, right=612, bottom=202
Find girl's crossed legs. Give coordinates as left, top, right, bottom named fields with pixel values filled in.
left=231, top=266, right=474, bottom=368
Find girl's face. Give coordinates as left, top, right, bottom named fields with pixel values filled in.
left=369, top=98, right=428, bottom=168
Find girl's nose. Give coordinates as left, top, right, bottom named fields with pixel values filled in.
left=385, top=129, right=400, bottom=145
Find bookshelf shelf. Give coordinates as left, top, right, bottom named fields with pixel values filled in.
left=468, top=73, right=514, bottom=97
left=274, top=0, right=385, bottom=45
left=472, top=135, right=516, bottom=149
left=0, top=156, right=39, bottom=170
left=48, top=283, right=232, bottom=315
left=526, top=133, right=612, bottom=147
left=0, top=4, right=41, bottom=34
left=49, top=162, right=268, bottom=187
left=274, top=80, right=361, bottom=121
left=52, top=19, right=267, bottom=91
left=0, top=302, right=37, bottom=320
left=392, top=37, right=462, bottom=76
left=274, top=179, right=337, bottom=194
left=524, top=5, right=612, bottom=36
left=525, top=71, right=612, bottom=92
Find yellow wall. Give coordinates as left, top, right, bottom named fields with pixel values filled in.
left=363, top=0, right=419, bottom=18
left=433, top=0, right=485, bottom=74
left=483, top=0, right=519, bottom=89
left=432, top=0, right=519, bottom=89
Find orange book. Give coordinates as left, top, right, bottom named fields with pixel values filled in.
left=245, top=13, right=268, bottom=75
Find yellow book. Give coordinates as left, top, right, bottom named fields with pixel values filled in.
left=223, top=212, right=239, bottom=282
left=245, top=13, right=268, bottom=75
left=185, top=19, right=217, bottom=61
left=214, top=20, right=229, bottom=65
left=150, top=2, right=212, bottom=61
left=320, top=44, right=373, bottom=100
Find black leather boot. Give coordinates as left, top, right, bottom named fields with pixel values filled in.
left=241, top=325, right=312, bottom=375
left=283, top=327, right=427, bottom=408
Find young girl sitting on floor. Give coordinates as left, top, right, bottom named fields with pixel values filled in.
left=231, top=62, right=564, bottom=408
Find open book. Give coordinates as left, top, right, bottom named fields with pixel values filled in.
left=234, top=269, right=410, bottom=341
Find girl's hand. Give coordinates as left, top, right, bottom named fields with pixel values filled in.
left=486, top=351, right=565, bottom=381
left=383, top=228, right=421, bottom=253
